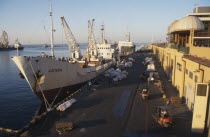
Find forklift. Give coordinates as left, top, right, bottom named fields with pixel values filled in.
left=141, top=88, right=151, bottom=100
left=152, top=106, right=174, bottom=128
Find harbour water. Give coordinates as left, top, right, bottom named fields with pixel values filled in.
left=0, top=43, right=145, bottom=130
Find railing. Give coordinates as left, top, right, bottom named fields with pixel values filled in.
left=170, top=45, right=179, bottom=49
left=170, top=44, right=189, bottom=54
left=194, top=32, right=209, bottom=37
left=152, top=43, right=167, bottom=48
left=153, top=43, right=189, bottom=54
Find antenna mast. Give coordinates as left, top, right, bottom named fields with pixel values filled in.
left=101, top=24, right=104, bottom=43
left=128, top=32, right=130, bottom=42
left=50, top=0, right=55, bottom=57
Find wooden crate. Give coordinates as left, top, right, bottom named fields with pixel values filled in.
left=170, top=97, right=182, bottom=104
left=56, top=121, right=73, bottom=134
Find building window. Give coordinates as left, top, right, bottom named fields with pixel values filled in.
left=171, top=59, right=174, bottom=70
left=186, top=69, right=188, bottom=75
left=195, top=75, right=198, bottom=83
left=177, top=63, right=182, bottom=71
left=197, top=84, right=207, bottom=96
left=107, top=53, right=110, bottom=55
left=189, top=71, right=193, bottom=79
left=171, top=59, right=174, bottom=65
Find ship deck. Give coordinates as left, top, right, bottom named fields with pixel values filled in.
left=19, top=51, right=203, bottom=137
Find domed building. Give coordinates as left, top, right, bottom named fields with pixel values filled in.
left=168, top=16, right=205, bottom=47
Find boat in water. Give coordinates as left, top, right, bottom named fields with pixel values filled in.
left=14, top=38, right=24, bottom=50
left=0, top=31, right=24, bottom=51
left=12, top=1, right=114, bottom=106
left=44, top=44, right=49, bottom=48
left=118, top=32, right=135, bottom=56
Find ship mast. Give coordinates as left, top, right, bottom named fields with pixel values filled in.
left=50, top=0, right=55, bottom=57
left=101, top=24, right=105, bottom=44
left=126, top=32, right=130, bottom=42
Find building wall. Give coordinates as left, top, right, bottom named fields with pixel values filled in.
left=150, top=44, right=210, bottom=111
left=183, top=59, right=200, bottom=110
left=190, top=46, right=210, bottom=60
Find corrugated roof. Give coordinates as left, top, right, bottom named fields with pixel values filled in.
left=183, top=55, right=210, bottom=67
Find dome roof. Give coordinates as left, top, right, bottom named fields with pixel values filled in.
left=168, top=16, right=204, bottom=34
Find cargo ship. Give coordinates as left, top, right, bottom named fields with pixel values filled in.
left=118, top=32, right=135, bottom=55
left=12, top=1, right=114, bottom=106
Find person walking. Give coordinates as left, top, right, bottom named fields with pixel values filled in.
left=88, top=81, right=92, bottom=90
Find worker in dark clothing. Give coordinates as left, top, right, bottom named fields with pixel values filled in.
left=88, top=81, right=92, bottom=90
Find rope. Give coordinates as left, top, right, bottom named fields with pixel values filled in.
left=28, top=59, right=51, bottom=110
left=49, top=82, right=65, bottom=107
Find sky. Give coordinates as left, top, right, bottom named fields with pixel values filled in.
left=0, top=0, right=210, bottom=45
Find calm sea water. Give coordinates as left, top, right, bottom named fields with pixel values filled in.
left=0, top=43, right=145, bottom=130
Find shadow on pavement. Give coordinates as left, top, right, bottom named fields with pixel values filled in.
left=75, top=119, right=107, bottom=129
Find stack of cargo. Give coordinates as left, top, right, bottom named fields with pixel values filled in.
left=57, top=99, right=77, bottom=111
left=128, top=57, right=135, bottom=62
left=104, top=68, right=128, bottom=82
left=145, top=57, right=155, bottom=71
left=143, top=57, right=158, bottom=82
left=116, top=57, right=134, bottom=68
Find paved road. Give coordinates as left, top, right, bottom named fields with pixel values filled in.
left=23, top=53, right=202, bottom=137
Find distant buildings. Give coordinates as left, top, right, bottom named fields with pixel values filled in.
left=150, top=6, right=210, bottom=134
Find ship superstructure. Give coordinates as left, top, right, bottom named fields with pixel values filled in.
left=96, top=24, right=117, bottom=59
left=118, top=32, right=135, bottom=55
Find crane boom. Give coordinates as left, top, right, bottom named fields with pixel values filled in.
left=61, top=16, right=81, bottom=59
left=86, top=19, right=97, bottom=57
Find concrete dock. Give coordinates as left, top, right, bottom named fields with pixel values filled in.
left=20, top=52, right=203, bottom=137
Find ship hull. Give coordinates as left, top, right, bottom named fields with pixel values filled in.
left=12, top=56, right=113, bottom=102
left=0, top=47, right=24, bottom=51
left=35, top=82, right=85, bottom=102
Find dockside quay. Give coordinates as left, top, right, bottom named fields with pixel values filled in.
left=150, top=6, right=210, bottom=134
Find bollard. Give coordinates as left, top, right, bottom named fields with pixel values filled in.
left=30, top=119, right=36, bottom=124
left=35, top=115, right=41, bottom=120
left=42, top=112, right=48, bottom=116
left=24, top=124, right=30, bottom=129
left=162, top=93, right=166, bottom=99
left=54, top=104, right=59, bottom=108
left=51, top=107, right=55, bottom=111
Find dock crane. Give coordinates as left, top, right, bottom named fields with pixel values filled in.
left=0, top=31, right=9, bottom=48
left=61, top=16, right=81, bottom=59
left=86, top=19, right=98, bottom=60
